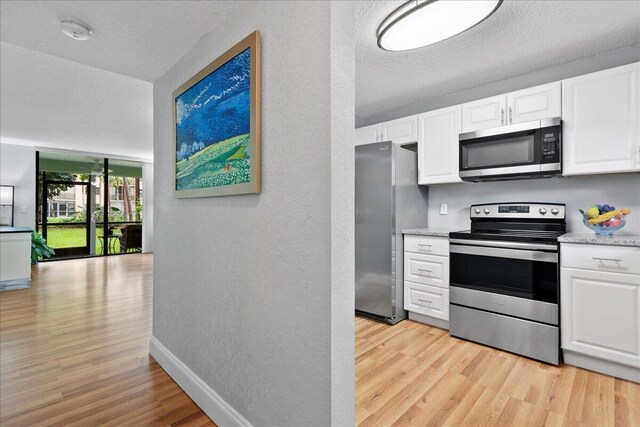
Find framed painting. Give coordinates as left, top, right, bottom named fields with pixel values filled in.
left=173, top=31, right=260, bottom=198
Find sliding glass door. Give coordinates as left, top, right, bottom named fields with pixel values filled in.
left=41, top=177, right=91, bottom=258
left=37, top=152, right=143, bottom=260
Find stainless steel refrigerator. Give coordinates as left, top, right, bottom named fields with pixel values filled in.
left=355, top=141, right=429, bottom=324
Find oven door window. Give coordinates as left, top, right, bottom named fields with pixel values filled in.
left=450, top=252, right=557, bottom=304
left=461, top=134, right=536, bottom=170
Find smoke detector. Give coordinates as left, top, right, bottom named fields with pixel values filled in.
left=60, top=18, right=94, bottom=41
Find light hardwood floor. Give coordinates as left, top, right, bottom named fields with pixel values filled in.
left=0, top=254, right=214, bottom=426
left=356, top=316, right=640, bottom=427
left=3, top=255, right=638, bottom=426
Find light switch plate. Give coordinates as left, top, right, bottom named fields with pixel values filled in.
left=440, top=203, right=447, bottom=215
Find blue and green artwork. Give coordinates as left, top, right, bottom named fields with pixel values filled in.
left=175, top=48, right=251, bottom=191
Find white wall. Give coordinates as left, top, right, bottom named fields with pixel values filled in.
left=152, top=2, right=354, bottom=426
left=0, top=143, right=35, bottom=228
left=329, top=2, right=355, bottom=424
left=427, top=174, right=640, bottom=235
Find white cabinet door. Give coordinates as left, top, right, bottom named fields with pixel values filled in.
left=417, top=106, right=462, bottom=185
left=355, top=124, right=381, bottom=146
left=404, top=235, right=449, bottom=257
left=507, top=82, right=561, bottom=125
left=461, top=94, right=507, bottom=133
left=561, top=267, right=640, bottom=368
left=403, top=252, right=449, bottom=289
left=404, top=281, right=449, bottom=321
left=382, top=116, right=418, bottom=144
left=562, top=62, right=640, bottom=176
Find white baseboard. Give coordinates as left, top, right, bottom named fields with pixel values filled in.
left=149, top=336, right=253, bottom=427
left=408, top=312, right=450, bottom=330
left=563, top=350, right=640, bottom=383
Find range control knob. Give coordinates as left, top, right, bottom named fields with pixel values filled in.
left=539, top=208, right=547, bottom=215
left=484, top=208, right=491, bottom=215
left=474, top=208, right=481, bottom=215
left=551, top=207, right=559, bottom=215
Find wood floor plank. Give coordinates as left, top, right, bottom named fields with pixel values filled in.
left=3, top=257, right=638, bottom=426
left=0, top=255, right=215, bottom=426
left=355, top=316, right=639, bottom=427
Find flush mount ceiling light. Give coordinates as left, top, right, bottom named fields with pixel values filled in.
left=377, top=0, right=502, bottom=51
left=60, top=18, right=94, bottom=41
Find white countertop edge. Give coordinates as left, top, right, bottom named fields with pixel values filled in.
left=559, top=232, right=640, bottom=247
left=402, top=228, right=451, bottom=237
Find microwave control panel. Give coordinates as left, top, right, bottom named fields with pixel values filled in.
left=541, top=127, right=561, bottom=162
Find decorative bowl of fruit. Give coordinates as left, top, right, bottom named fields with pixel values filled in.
left=580, top=204, right=630, bottom=236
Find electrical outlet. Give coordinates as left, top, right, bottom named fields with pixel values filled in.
left=20, top=206, right=27, bottom=214
left=440, top=203, right=447, bottom=215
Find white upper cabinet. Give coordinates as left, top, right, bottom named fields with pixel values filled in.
left=417, top=105, right=462, bottom=185
left=507, top=82, right=562, bottom=125
left=356, top=116, right=417, bottom=146
left=355, top=124, right=381, bottom=146
left=562, top=62, right=640, bottom=176
left=461, top=94, right=506, bottom=133
left=382, top=115, right=418, bottom=144
left=461, top=83, right=561, bottom=133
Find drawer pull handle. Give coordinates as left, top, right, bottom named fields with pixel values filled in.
left=418, top=244, right=432, bottom=248
left=592, top=257, right=622, bottom=262
left=418, top=299, right=432, bottom=304
left=418, top=269, right=432, bottom=275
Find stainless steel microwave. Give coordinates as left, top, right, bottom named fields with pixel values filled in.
left=458, top=117, right=561, bottom=182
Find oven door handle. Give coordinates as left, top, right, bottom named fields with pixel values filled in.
left=450, top=244, right=558, bottom=263
left=449, top=239, right=558, bottom=251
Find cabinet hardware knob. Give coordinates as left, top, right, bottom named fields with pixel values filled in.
left=509, top=107, right=513, bottom=124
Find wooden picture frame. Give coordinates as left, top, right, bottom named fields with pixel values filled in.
left=173, top=31, right=260, bottom=198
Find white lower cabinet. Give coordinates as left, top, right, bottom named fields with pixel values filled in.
left=405, top=282, right=449, bottom=321
left=404, top=252, right=449, bottom=288
left=561, top=243, right=640, bottom=382
left=404, top=235, right=450, bottom=328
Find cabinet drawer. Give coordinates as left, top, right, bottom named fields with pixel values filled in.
left=404, top=252, right=449, bottom=288
left=404, top=235, right=449, bottom=256
left=561, top=243, right=640, bottom=275
left=404, top=281, right=449, bottom=320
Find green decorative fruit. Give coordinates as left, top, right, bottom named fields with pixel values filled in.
left=586, top=207, right=599, bottom=219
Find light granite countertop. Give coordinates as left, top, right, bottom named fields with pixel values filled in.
left=402, top=228, right=453, bottom=238
left=559, top=232, right=640, bottom=247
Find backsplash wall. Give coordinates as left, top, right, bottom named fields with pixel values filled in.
left=427, top=174, right=640, bottom=235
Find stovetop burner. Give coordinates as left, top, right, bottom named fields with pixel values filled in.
left=449, top=229, right=564, bottom=244
left=451, top=202, right=567, bottom=244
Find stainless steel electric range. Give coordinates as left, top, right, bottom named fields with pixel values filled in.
left=449, top=202, right=566, bottom=365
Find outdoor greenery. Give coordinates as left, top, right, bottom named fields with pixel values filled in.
left=38, top=172, right=141, bottom=256
left=40, top=173, right=142, bottom=223
left=31, top=231, right=55, bottom=264
left=43, top=226, right=121, bottom=253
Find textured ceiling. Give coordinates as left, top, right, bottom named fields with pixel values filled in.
left=355, top=0, right=640, bottom=119
left=0, top=1, right=239, bottom=82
